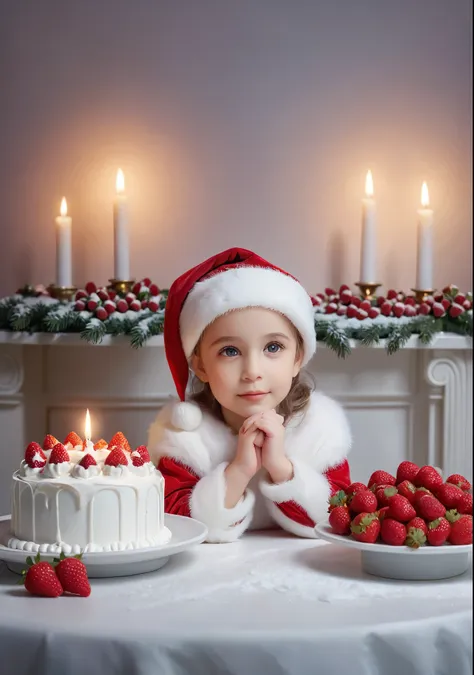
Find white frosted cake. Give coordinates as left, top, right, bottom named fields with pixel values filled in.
left=8, top=431, right=172, bottom=554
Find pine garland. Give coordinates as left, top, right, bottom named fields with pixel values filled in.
left=0, top=283, right=471, bottom=357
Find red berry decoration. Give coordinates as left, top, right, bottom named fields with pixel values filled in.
left=24, top=442, right=47, bottom=468
left=95, top=307, right=108, bottom=321
left=116, top=299, right=128, bottom=313
left=85, top=282, right=97, bottom=295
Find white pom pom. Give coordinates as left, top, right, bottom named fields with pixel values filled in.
left=170, top=402, right=202, bottom=431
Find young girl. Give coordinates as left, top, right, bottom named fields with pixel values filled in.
left=148, top=247, right=352, bottom=542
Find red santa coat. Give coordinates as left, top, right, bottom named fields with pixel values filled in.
left=148, top=391, right=352, bottom=543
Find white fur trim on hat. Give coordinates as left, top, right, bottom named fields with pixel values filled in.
left=179, top=266, right=316, bottom=365
left=170, top=401, right=203, bottom=431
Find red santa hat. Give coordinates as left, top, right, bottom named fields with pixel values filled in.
left=164, top=247, right=316, bottom=403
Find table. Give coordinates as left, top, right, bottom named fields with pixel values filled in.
left=0, top=529, right=471, bottom=675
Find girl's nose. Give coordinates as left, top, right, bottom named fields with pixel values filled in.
left=241, top=353, right=262, bottom=381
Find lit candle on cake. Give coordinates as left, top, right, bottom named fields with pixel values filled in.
left=113, top=168, right=130, bottom=280
left=84, top=408, right=94, bottom=452
left=360, top=170, right=377, bottom=282
left=415, top=182, right=434, bottom=291
left=55, top=197, right=72, bottom=287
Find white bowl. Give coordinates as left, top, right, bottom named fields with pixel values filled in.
left=314, top=522, right=472, bottom=580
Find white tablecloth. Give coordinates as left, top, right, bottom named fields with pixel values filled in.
left=0, top=531, right=472, bottom=675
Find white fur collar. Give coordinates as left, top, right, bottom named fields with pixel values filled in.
left=148, top=391, right=351, bottom=477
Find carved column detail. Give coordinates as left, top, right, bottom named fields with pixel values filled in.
left=425, top=350, right=473, bottom=479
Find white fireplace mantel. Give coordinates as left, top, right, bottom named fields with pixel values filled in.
left=0, top=331, right=471, bottom=515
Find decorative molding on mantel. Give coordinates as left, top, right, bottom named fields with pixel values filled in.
left=0, top=331, right=471, bottom=350
left=0, top=346, right=24, bottom=408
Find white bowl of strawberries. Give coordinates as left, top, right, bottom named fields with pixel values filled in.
left=315, top=462, right=472, bottom=580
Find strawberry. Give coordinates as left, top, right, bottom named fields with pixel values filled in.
left=376, top=506, right=390, bottom=521
left=446, top=473, right=472, bottom=492
left=380, top=518, right=406, bottom=546
left=426, top=517, right=451, bottom=546
left=350, top=513, right=380, bottom=543
left=396, top=460, right=419, bottom=484
left=416, top=494, right=446, bottom=521
left=49, top=443, right=70, bottom=464
left=85, top=281, right=97, bottom=295
left=64, top=431, right=82, bottom=448
left=42, top=434, right=59, bottom=451
left=116, top=299, right=128, bottom=313
left=148, top=299, right=160, bottom=312
left=54, top=553, right=91, bottom=597
left=149, top=283, right=160, bottom=296
left=24, top=442, right=47, bottom=468
left=414, top=487, right=432, bottom=508
left=75, top=300, right=86, bottom=311
left=396, top=480, right=416, bottom=504
left=328, top=505, right=351, bottom=535
left=93, top=439, right=108, bottom=450
left=105, top=447, right=128, bottom=467
left=95, top=307, right=108, bottom=321
left=406, top=517, right=428, bottom=536
left=22, top=554, right=63, bottom=597
left=414, top=465, right=443, bottom=492
left=368, top=470, right=396, bottom=489
left=133, top=445, right=150, bottom=463
left=328, top=490, right=348, bottom=512
left=349, top=489, right=378, bottom=514
left=131, top=453, right=145, bottom=467
left=386, top=494, right=416, bottom=522
left=79, top=453, right=97, bottom=469
left=435, top=482, right=465, bottom=509
left=447, top=515, right=472, bottom=545
left=143, top=277, right=152, bottom=287
left=346, top=482, right=367, bottom=497
left=405, top=526, right=427, bottom=549
left=375, top=485, right=398, bottom=507
left=109, top=432, right=131, bottom=453
left=129, top=299, right=142, bottom=312
left=104, top=299, right=116, bottom=315
left=457, top=492, right=472, bottom=515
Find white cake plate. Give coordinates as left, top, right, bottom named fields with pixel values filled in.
left=315, top=522, right=472, bottom=580
left=0, top=514, right=207, bottom=578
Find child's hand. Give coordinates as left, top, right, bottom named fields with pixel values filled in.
left=231, top=425, right=264, bottom=480
left=241, top=410, right=293, bottom=484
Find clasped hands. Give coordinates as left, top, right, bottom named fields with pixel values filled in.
left=233, top=409, right=294, bottom=485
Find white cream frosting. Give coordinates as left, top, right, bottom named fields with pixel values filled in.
left=72, top=463, right=100, bottom=479
left=9, top=439, right=171, bottom=554
left=43, top=460, right=72, bottom=478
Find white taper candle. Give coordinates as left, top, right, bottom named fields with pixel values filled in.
left=113, top=169, right=130, bottom=280
left=55, top=197, right=72, bottom=287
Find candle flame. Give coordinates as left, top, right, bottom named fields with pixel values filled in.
left=365, top=170, right=374, bottom=198
left=421, top=182, right=430, bottom=208
left=85, top=409, right=91, bottom=441
left=116, top=168, right=125, bottom=194
left=60, top=197, right=68, bottom=217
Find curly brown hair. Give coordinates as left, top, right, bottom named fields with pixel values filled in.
left=190, top=330, right=314, bottom=424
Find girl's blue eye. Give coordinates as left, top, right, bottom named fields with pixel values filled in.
left=266, top=342, right=283, bottom=353
left=220, top=346, right=239, bottom=357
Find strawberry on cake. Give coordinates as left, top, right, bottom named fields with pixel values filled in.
left=8, top=431, right=171, bottom=554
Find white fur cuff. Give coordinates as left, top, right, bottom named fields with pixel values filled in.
left=190, top=462, right=255, bottom=542
left=259, top=457, right=331, bottom=525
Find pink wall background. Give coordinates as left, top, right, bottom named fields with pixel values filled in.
left=1, top=0, right=472, bottom=297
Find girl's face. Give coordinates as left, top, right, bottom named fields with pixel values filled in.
left=191, top=308, right=303, bottom=430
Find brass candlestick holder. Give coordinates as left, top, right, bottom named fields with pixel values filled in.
left=107, top=278, right=136, bottom=294
left=355, top=282, right=382, bottom=300
left=47, top=284, right=77, bottom=302
left=411, top=288, right=435, bottom=304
